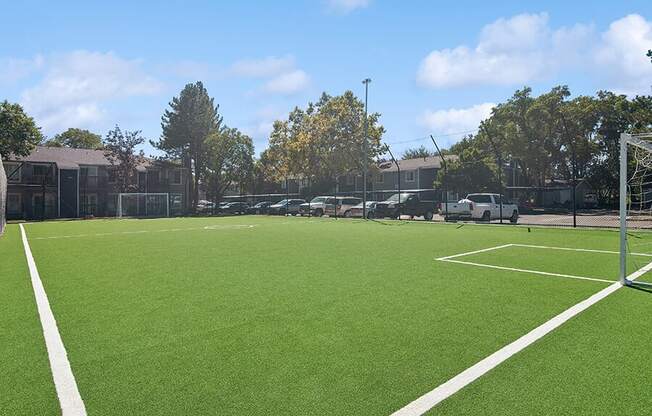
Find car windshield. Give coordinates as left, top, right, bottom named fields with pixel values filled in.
left=467, top=194, right=492, bottom=203
left=275, top=199, right=288, bottom=205
left=254, top=202, right=268, bottom=207
left=310, top=197, right=327, bottom=203
left=385, top=193, right=412, bottom=202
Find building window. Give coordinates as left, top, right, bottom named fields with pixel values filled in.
left=376, top=173, right=384, bottom=183
left=170, top=169, right=182, bottom=185
left=32, top=164, right=50, bottom=177
left=107, top=168, right=117, bottom=184
left=81, top=193, right=98, bottom=216
left=80, top=166, right=98, bottom=187
left=405, top=171, right=415, bottom=182
left=80, top=166, right=98, bottom=177
left=346, top=175, right=354, bottom=186
left=7, top=193, right=21, bottom=215
left=5, top=162, right=21, bottom=183
left=149, top=170, right=160, bottom=183
left=32, top=193, right=56, bottom=218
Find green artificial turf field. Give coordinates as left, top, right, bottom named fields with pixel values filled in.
left=3, top=216, right=652, bottom=415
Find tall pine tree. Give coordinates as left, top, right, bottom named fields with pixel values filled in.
left=153, top=82, right=223, bottom=211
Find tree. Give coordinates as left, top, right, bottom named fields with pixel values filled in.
left=265, top=91, right=385, bottom=188
left=103, top=125, right=145, bottom=193
left=0, top=100, right=42, bottom=158
left=45, top=128, right=103, bottom=149
left=648, top=49, right=652, bottom=63
left=435, top=135, right=499, bottom=194
left=204, top=127, right=255, bottom=201
left=153, top=82, right=223, bottom=211
left=401, top=145, right=435, bottom=160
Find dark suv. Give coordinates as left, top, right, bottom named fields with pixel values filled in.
left=374, top=190, right=439, bottom=220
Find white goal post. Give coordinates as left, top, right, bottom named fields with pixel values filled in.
left=116, top=193, right=170, bottom=218
left=619, top=133, right=652, bottom=285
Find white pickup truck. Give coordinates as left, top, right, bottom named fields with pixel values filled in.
left=440, top=193, right=519, bottom=223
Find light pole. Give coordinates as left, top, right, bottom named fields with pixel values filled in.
left=362, top=78, right=371, bottom=219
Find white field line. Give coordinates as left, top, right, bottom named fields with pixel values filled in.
left=439, top=258, right=614, bottom=284
left=30, top=224, right=256, bottom=240
left=393, top=262, right=652, bottom=416
left=436, top=244, right=514, bottom=261
left=512, top=243, right=652, bottom=257
left=19, top=224, right=87, bottom=416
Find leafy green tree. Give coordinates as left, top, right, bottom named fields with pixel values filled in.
left=435, top=135, right=498, bottom=194
left=45, top=128, right=103, bottom=149
left=401, top=145, right=435, bottom=160
left=154, top=82, right=223, bottom=211
left=0, top=100, right=42, bottom=158
left=265, top=91, right=385, bottom=187
left=103, top=125, right=145, bottom=193
left=204, top=127, right=255, bottom=201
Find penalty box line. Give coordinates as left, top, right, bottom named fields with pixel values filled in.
left=19, top=224, right=87, bottom=416
left=435, top=243, right=652, bottom=284
left=394, top=254, right=652, bottom=416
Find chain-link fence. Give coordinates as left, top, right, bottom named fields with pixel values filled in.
left=0, top=158, right=6, bottom=235
left=214, top=181, right=626, bottom=229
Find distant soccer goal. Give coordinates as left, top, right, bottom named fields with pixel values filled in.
left=116, top=193, right=170, bottom=218
left=619, top=133, right=652, bottom=285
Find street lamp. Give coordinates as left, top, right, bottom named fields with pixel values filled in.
left=362, top=78, right=371, bottom=219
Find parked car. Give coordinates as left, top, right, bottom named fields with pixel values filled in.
left=583, top=193, right=598, bottom=209
left=220, top=202, right=249, bottom=215
left=268, top=199, right=306, bottom=215
left=246, top=201, right=273, bottom=214
left=349, top=201, right=377, bottom=219
left=196, top=200, right=216, bottom=213
left=299, top=196, right=334, bottom=216
left=375, top=190, right=438, bottom=220
left=324, top=197, right=362, bottom=217
left=441, top=193, right=519, bottom=223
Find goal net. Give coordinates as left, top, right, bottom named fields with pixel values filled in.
left=620, top=133, right=652, bottom=285
left=0, top=158, right=6, bottom=235
left=117, top=193, right=169, bottom=218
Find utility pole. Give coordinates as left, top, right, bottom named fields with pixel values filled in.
left=362, top=78, right=371, bottom=220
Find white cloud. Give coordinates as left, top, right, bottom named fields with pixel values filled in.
left=420, top=103, right=495, bottom=138
left=229, top=55, right=310, bottom=96
left=417, top=13, right=594, bottom=88
left=262, top=70, right=310, bottom=95
left=20, top=50, right=162, bottom=133
left=417, top=12, right=652, bottom=95
left=326, top=0, right=371, bottom=14
left=230, top=55, right=296, bottom=78
left=0, top=55, right=44, bottom=84
left=594, top=14, right=652, bottom=95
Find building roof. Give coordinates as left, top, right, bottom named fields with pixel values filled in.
left=378, top=155, right=457, bottom=172
left=8, top=146, right=157, bottom=171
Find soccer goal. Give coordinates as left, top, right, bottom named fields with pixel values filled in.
left=117, top=193, right=170, bottom=218
left=619, top=133, right=652, bottom=285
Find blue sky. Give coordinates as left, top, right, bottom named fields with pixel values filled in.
left=1, top=0, right=651, bottom=156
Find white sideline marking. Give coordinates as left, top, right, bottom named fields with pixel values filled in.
left=439, top=259, right=614, bottom=284
left=393, top=263, right=652, bottom=416
left=436, top=244, right=514, bottom=261
left=512, top=243, right=652, bottom=257
left=31, top=224, right=257, bottom=240
left=19, top=224, right=87, bottom=416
